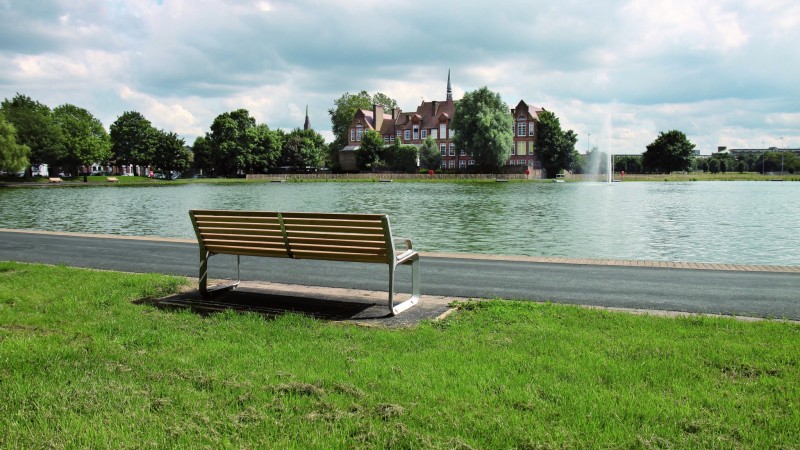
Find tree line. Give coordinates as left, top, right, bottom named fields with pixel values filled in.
left=0, top=93, right=328, bottom=178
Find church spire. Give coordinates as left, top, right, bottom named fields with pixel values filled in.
left=303, top=105, right=310, bottom=130
left=446, top=69, right=453, bottom=102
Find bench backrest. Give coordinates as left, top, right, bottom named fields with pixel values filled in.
left=190, top=210, right=394, bottom=264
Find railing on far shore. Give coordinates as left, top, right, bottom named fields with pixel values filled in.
left=246, top=170, right=545, bottom=181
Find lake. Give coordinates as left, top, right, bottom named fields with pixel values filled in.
left=1, top=181, right=798, bottom=266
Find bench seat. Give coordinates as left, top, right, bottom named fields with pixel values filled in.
left=189, top=210, right=420, bottom=315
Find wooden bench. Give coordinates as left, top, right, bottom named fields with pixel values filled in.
left=106, top=177, right=118, bottom=182
left=48, top=177, right=63, bottom=183
left=189, top=210, right=420, bottom=315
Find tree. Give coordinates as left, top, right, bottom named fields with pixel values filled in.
left=279, top=128, right=327, bottom=171
left=642, top=130, right=695, bottom=173
left=110, top=111, right=157, bottom=174
left=450, top=86, right=513, bottom=173
left=0, top=112, right=30, bottom=173
left=1, top=93, right=64, bottom=174
left=419, top=136, right=441, bottom=170
left=151, top=130, right=191, bottom=178
left=614, top=155, right=642, bottom=173
left=52, top=104, right=112, bottom=174
left=205, top=109, right=257, bottom=176
left=249, top=124, right=283, bottom=173
left=536, top=110, right=579, bottom=178
left=328, top=91, right=398, bottom=151
left=356, top=129, right=384, bottom=170
left=381, top=141, right=418, bottom=172
left=191, top=136, right=213, bottom=175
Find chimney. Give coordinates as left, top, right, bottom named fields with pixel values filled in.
left=432, top=101, right=437, bottom=116
left=373, top=104, right=384, bottom=132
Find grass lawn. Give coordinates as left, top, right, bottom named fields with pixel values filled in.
left=1, top=261, right=798, bottom=448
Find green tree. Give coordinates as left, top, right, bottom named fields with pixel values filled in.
left=613, top=155, right=643, bottom=174
left=52, top=104, right=112, bottom=174
left=151, top=130, right=191, bottom=179
left=418, top=136, right=441, bottom=170
left=328, top=91, right=398, bottom=151
left=381, top=142, right=418, bottom=172
left=249, top=124, right=283, bottom=173
left=356, top=129, right=384, bottom=170
left=0, top=112, right=30, bottom=173
left=110, top=111, right=158, bottom=175
left=279, top=128, right=327, bottom=171
left=1, top=93, right=64, bottom=175
left=708, top=158, right=720, bottom=173
left=205, top=109, right=257, bottom=176
left=536, top=110, right=579, bottom=178
left=191, top=136, right=213, bottom=176
left=450, top=86, right=513, bottom=173
left=642, top=130, right=695, bottom=173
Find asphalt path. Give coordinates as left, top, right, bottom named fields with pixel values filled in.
left=1, top=230, right=798, bottom=320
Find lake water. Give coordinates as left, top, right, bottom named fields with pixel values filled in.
left=1, top=181, right=798, bottom=266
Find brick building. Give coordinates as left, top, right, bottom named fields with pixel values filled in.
left=339, top=73, right=543, bottom=171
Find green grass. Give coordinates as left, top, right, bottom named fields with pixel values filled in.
left=1, top=261, right=799, bottom=448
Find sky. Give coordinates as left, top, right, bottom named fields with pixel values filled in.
left=1, top=0, right=798, bottom=155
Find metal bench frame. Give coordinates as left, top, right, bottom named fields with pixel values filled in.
left=189, top=210, right=420, bottom=316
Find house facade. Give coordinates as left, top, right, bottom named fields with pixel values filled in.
left=340, top=73, right=543, bottom=172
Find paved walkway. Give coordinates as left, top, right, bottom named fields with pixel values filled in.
left=2, top=229, right=799, bottom=323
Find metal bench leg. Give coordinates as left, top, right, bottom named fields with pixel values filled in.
left=199, top=252, right=240, bottom=298
left=388, top=254, right=420, bottom=316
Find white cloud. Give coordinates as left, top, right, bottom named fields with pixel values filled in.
left=0, top=0, right=797, bottom=155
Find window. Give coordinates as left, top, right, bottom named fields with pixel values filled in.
left=517, top=121, right=526, bottom=137
left=518, top=159, right=526, bottom=166
left=529, top=122, right=535, bottom=136
left=431, top=129, right=438, bottom=139
left=412, top=125, right=419, bottom=140
left=389, top=135, right=395, bottom=142
left=458, top=160, right=466, bottom=168
left=517, top=141, right=526, bottom=155
left=404, top=129, right=411, bottom=141
left=439, top=123, right=447, bottom=138
left=383, top=136, right=389, bottom=143
left=459, top=148, right=466, bottom=156
left=421, top=129, right=428, bottom=139
left=448, top=160, right=455, bottom=168
left=396, top=130, right=402, bottom=139
left=509, top=160, right=515, bottom=166
left=350, top=129, right=355, bottom=142
left=440, top=144, right=447, bottom=156
left=356, top=125, right=363, bottom=141
left=449, top=144, right=455, bottom=156
left=468, top=160, right=475, bottom=166
left=440, top=161, right=447, bottom=169
left=511, top=145, right=516, bottom=156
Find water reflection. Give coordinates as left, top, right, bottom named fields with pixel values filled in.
left=1, top=181, right=798, bottom=265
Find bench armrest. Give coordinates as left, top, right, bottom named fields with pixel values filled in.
left=395, top=249, right=418, bottom=264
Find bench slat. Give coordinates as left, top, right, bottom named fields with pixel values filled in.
left=289, top=243, right=388, bottom=255
left=205, top=245, right=289, bottom=258
left=192, top=210, right=282, bottom=218
left=285, top=224, right=384, bottom=234
left=290, top=250, right=388, bottom=263
left=194, top=216, right=283, bottom=225
left=281, top=212, right=386, bottom=221
left=284, top=230, right=385, bottom=242
left=288, top=238, right=387, bottom=249
left=200, top=228, right=281, bottom=236
left=195, top=222, right=283, bottom=232
left=283, top=218, right=385, bottom=228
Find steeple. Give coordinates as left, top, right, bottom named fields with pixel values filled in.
left=446, top=69, right=453, bottom=102
left=303, top=105, right=310, bottom=130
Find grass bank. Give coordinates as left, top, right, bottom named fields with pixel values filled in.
left=2, top=262, right=798, bottom=448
